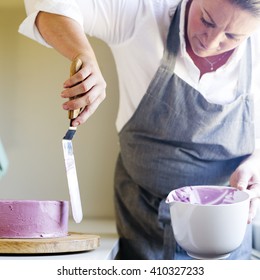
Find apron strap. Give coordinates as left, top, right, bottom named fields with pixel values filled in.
left=158, top=199, right=176, bottom=259
left=162, top=1, right=182, bottom=69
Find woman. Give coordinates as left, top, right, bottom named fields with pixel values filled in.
left=19, top=0, right=260, bottom=259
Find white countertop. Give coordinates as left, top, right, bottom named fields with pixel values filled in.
left=0, top=219, right=119, bottom=260
left=1, top=218, right=259, bottom=260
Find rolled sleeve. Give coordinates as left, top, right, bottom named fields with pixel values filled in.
left=18, top=0, right=84, bottom=47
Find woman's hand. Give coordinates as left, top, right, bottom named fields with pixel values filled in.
left=35, top=12, right=107, bottom=126
left=230, top=151, right=260, bottom=223
left=61, top=54, right=107, bottom=126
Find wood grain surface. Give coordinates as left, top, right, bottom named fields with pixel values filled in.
left=0, top=232, right=100, bottom=254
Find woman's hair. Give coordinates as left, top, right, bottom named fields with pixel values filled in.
left=230, top=0, right=260, bottom=16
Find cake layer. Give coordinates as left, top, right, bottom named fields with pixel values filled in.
left=0, top=200, right=69, bottom=238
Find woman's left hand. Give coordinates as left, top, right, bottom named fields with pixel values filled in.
left=230, top=151, right=260, bottom=223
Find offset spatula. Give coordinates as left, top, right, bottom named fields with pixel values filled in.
left=62, top=58, right=83, bottom=223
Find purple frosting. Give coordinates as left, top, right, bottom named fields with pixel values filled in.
left=167, top=186, right=236, bottom=205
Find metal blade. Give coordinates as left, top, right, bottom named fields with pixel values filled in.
left=62, top=139, right=83, bottom=223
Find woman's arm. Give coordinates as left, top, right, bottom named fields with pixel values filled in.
left=36, top=12, right=106, bottom=126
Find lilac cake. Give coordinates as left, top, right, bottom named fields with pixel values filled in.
left=0, top=200, right=69, bottom=238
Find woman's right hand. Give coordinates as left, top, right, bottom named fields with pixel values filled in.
left=229, top=150, right=260, bottom=223
left=61, top=54, right=107, bottom=127
left=35, top=12, right=107, bottom=126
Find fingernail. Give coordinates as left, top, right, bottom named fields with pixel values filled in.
left=71, top=121, right=80, bottom=127
left=237, top=182, right=247, bottom=190
left=63, top=104, right=69, bottom=110
left=63, top=81, right=69, bottom=88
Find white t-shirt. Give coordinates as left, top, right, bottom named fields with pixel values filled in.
left=19, top=0, right=260, bottom=146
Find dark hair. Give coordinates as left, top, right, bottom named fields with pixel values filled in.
left=230, top=0, right=260, bottom=16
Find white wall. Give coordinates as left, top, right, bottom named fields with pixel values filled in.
left=0, top=6, right=119, bottom=219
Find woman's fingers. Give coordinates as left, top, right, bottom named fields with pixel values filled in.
left=230, top=163, right=260, bottom=223
left=63, top=63, right=94, bottom=88
left=62, top=80, right=106, bottom=108
left=61, top=71, right=99, bottom=98
left=248, top=197, right=260, bottom=223
left=61, top=57, right=107, bottom=125
left=69, top=86, right=106, bottom=126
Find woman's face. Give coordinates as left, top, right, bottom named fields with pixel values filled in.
left=187, top=0, right=260, bottom=57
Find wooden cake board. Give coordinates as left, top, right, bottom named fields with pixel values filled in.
left=0, top=232, right=100, bottom=254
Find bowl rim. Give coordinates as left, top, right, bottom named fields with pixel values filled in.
left=166, top=185, right=250, bottom=207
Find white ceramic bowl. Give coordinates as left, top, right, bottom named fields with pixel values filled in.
left=166, top=185, right=250, bottom=259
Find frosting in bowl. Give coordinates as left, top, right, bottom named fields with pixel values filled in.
left=167, top=186, right=237, bottom=205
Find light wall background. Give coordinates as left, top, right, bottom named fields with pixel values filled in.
left=0, top=2, right=119, bottom=219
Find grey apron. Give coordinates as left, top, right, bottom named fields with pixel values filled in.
left=114, top=2, right=254, bottom=260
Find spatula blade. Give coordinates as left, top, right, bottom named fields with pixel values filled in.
left=62, top=139, right=83, bottom=223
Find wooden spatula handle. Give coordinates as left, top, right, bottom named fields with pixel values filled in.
left=68, top=58, right=83, bottom=120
